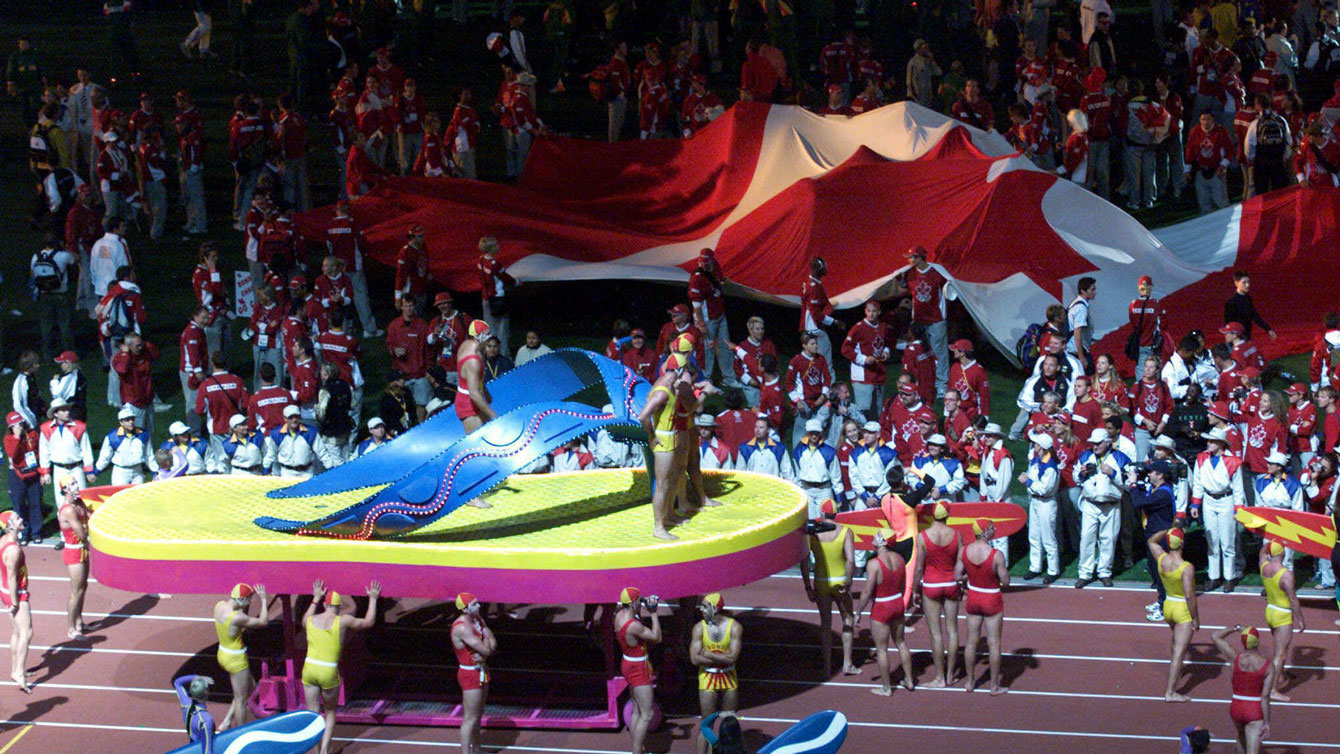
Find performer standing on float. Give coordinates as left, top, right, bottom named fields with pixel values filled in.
left=455, top=320, right=497, bottom=509
left=640, top=352, right=689, bottom=540
left=452, top=592, right=496, bottom=754
left=615, top=587, right=662, bottom=754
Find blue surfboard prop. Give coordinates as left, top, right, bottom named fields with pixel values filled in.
left=758, top=710, right=848, bottom=754
left=254, top=350, right=652, bottom=539
left=161, top=710, right=323, bottom=754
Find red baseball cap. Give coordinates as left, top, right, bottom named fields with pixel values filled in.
left=898, top=383, right=918, bottom=395
left=1219, top=322, right=1245, bottom=335
left=1208, top=401, right=1231, bottom=420
left=1240, top=366, right=1260, bottom=379
left=668, top=303, right=691, bottom=316
left=951, top=338, right=973, bottom=353
left=54, top=351, right=79, bottom=364
left=1286, top=382, right=1306, bottom=394
left=1138, top=275, right=1152, bottom=286
left=434, top=291, right=453, bottom=306
left=288, top=275, right=308, bottom=289
left=5, top=412, right=23, bottom=428
left=699, top=247, right=714, bottom=258
left=630, top=328, right=646, bottom=337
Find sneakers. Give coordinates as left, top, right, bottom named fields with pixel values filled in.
left=1145, top=601, right=1160, bottom=613
left=1100, top=577, right=1113, bottom=587
left=1146, top=608, right=1165, bottom=622
left=1075, top=577, right=1094, bottom=589
left=1042, top=573, right=1060, bottom=585
left=1023, top=571, right=1041, bottom=580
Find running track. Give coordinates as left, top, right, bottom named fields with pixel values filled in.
left=2, top=548, right=1338, bottom=753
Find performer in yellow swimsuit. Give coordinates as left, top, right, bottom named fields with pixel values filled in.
left=638, top=353, right=688, bottom=541
left=213, top=583, right=270, bottom=730
left=1148, top=528, right=1199, bottom=703
left=1259, top=539, right=1304, bottom=701
left=800, top=499, right=858, bottom=677
left=691, top=593, right=742, bottom=754
left=302, top=579, right=381, bottom=754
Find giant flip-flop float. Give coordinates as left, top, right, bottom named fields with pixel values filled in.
left=89, top=350, right=807, bottom=730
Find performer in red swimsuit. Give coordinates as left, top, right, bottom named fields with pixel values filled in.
left=56, top=481, right=91, bottom=640
left=914, top=501, right=964, bottom=687
left=0, top=511, right=33, bottom=693
left=455, top=320, right=497, bottom=509
left=854, top=528, right=914, bottom=696
left=956, top=518, right=1010, bottom=694
left=615, top=587, right=663, bottom=754
left=454, top=320, right=496, bottom=427
left=451, top=592, right=495, bottom=754
left=1213, top=624, right=1273, bottom=754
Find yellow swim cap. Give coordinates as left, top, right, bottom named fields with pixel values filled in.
left=932, top=501, right=950, bottom=521
left=1268, top=539, right=1285, bottom=557
left=1168, top=528, right=1184, bottom=550
left=325, top=591, right=342, bottom=607
left=1241, top=626, right=1260, bottom=649
left=619, top=586, right=641, bottom=605
left=455, top=592, right=478, bottom=611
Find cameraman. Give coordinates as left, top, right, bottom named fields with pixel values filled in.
left=1132, top=459, right=1178, bottom=621
left=1151, top=435, right=1191, bottom=516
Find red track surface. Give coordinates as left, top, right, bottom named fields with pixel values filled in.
left=2, top=547, right=1338, bottom=753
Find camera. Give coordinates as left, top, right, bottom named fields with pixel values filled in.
left=639, top=595, right=660, bottom=611
left=806, top=519, right=836, bottom=535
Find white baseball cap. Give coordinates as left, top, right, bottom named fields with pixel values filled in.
left=1153, top=435, right=1177, bottom=452
left=927, top=433, right=948, bottom=446
left=1028, top=431, right=1054, bottom=450
left=367, top=416, right=385, bottom=429
left=283, top=405, right=301, bottom=418
left=805, top=419, right=824, bottom=433
left=1265, top=450, right=1288, bottom=466
left=229, top=414, right=248, bottom=428
left=1088, top=428, right=1112, bottom=444
left=862, top=420, right=881, bottom=433
left=117, top=406, right=137, bottom=421
left=168, top=421, right=190, bottom=436
left=695, top=414, right=716, bottom=428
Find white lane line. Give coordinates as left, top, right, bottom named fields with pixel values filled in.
left=14, top=674, right=1335, bottom=712
left=745, top=715, right=1340, bottom=749
left=4, top=712, right=1339, bottom=751
left=9, top=628, right=1336, bottom=674
left=29, top=609, right=212, bottom=624
left=766, top=570, right=1340, bottom=600
left=0, top=720, right=627, bottom=753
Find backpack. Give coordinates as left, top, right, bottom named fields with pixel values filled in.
left=105, top=293, right=136, bottom=338
left=318, top=380, right=354, bottom=437
left=1254, top=112, right=1288, bottom=162
left=28, top=125, right=56, bottom=170
left=1015, top=322, right=1047, bottom=366
left=31, top=249, right=63, bottom=292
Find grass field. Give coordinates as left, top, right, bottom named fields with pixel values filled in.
left=0, top=5, right=1316, bottom=582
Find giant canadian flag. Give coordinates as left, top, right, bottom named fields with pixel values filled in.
left=297, top=102, right=1338, bottom=366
